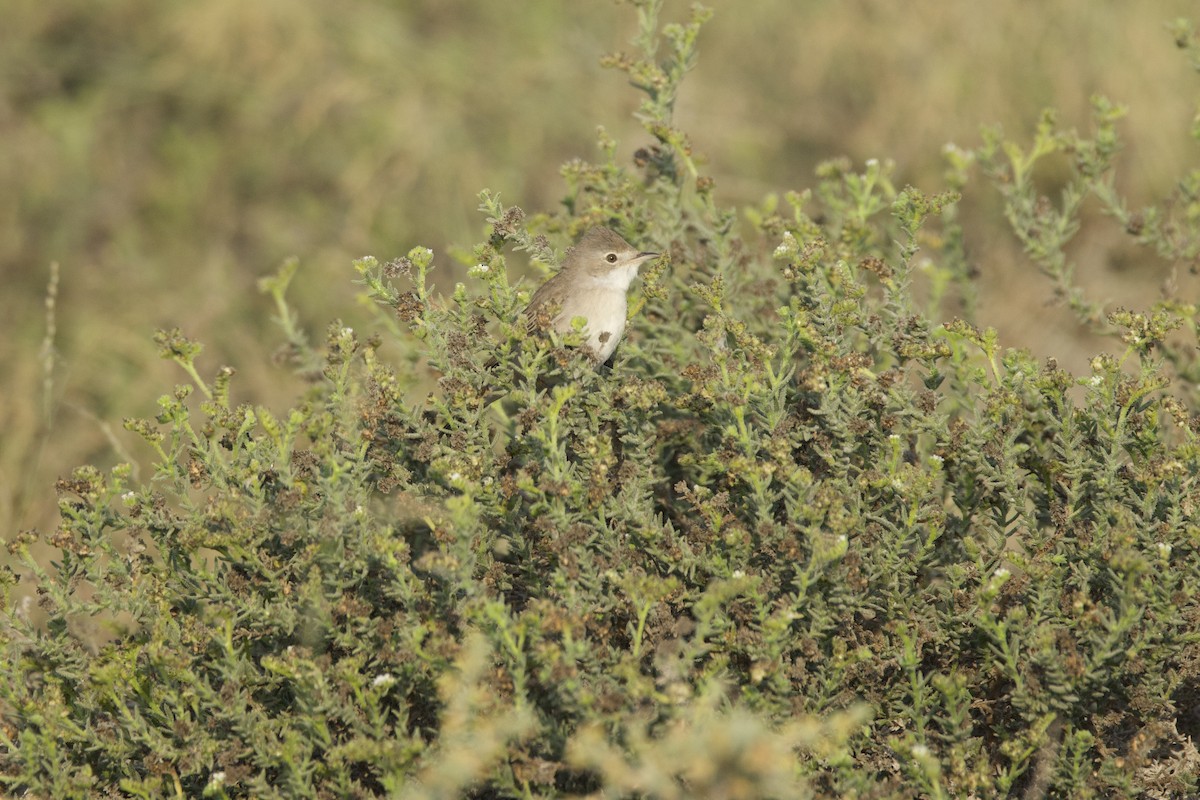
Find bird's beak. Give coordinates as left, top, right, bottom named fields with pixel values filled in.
left=636, top=251, right=659, bottom=261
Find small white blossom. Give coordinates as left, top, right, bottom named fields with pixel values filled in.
left=929, top=454, right=944, bottom=464
left=773, top=231, right=797, bottom=258
left=1157, top=542, right=1173, bottom=558
left=340, top=326, right=353, bottom=337
left=448, top=471, right=462, bottom=482
left=732, top=570, right=745, bottom=579
left=208, top=771, right=226, bottom=788
left=373, top=673, right=395, bottom=687
left=993, top=567, right=1010, bottom=579
left=911, top=744, right=929, bottom=758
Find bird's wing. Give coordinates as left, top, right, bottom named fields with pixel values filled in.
left=522, top=273, right=568, bottom=333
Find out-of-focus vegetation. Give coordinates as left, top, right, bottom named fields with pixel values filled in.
left=2, top=0, right=1197, bottom=536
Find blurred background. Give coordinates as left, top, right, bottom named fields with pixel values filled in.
left=3, top=0, right=1197, bottom=536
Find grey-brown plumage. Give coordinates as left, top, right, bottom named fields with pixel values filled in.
left=522, top=227, right=658, bottom=363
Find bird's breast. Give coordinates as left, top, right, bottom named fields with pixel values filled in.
left=554, top=288, right=628, bottom=362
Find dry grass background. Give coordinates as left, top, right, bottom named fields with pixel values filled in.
left=2, top=0, right=1198, bottom=538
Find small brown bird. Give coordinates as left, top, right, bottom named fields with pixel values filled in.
left=523, top=226, right=658, bottom=364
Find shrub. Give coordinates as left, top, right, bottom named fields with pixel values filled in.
left=3, top=3, right=1200, bottom=798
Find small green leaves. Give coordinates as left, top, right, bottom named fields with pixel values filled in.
left=892, top=187, right=961, bottom=240
left=1108, top=306, right=1183, bottom=356
left=154, top=327, right=212, bottom=399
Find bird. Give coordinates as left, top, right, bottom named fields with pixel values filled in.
left=521, top=226, right=659, bottom=364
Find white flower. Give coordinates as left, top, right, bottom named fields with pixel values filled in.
left=208, top=771, right=226, bottom=788
left=732, top=569, right=745, bottom=579
left=448, top=471, right=462, bottom=482
left=930, top=454, right=944, bottom=464
left=911, top=744, right=929, bottom=758
left=1157, top=542, right=1173, bottom=558
left=993, top=567, right=1010, bottom=579
left=372, top=673, right=395, bottom=687
left=773, top=231, right=796, bottom=258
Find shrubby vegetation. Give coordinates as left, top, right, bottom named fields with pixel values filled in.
left=3, top=3, right=1200, bottom=798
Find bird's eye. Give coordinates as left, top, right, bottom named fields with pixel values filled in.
left=605, top=253, right=618, bottom=263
